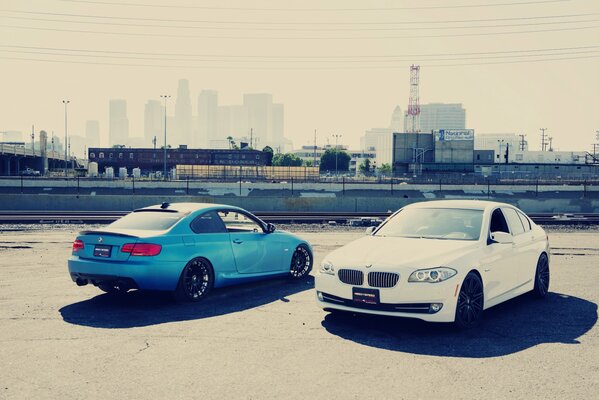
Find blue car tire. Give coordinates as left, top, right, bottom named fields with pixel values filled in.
left=289, top=244, right=313, bottom=280
left=175, top=258, right=215, bottom=302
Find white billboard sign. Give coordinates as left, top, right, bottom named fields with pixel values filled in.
left=438, top=129, right=474, bottom=141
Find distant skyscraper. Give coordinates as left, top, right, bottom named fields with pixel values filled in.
left=1, top=130, right=23, bottom=142
left=217, top=105, right=249, bottom=144
left=244, top=93, right=273, bottom=148
left=174, top=79, right=192, bottom=147
left=389, top=106, right=403, bottom=132
left=271, top=104, right=284, bottom=151
left=406, top=103, right=466, bottom=133
left=109, top=99, right=129, bottom=146
left=85, top=120, right=100, bottom=148
left=197, top=90, right=218, bottom=148
left=144, top=100, right=163, bottom=147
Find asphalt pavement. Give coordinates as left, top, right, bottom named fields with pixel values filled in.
left=0, top=226, right=597, bottom=399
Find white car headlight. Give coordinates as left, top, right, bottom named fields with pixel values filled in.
left=319, top=260, right=335, bottom=275
left=408, top=267, right=457, bottom=283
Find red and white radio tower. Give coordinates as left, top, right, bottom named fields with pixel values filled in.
left=407, top=64, right=421, bottom=133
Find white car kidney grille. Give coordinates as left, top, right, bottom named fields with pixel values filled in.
left=338, top=269, right=364, bottom=285
left=367, top=272, right=400, bottom=288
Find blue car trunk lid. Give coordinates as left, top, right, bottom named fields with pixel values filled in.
left=77, top=231, right=139, bottom=261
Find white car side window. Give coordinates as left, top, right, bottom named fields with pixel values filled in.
left=516, top=211, right=532, bottom=232
left=502, top=208, right=525, bottom=236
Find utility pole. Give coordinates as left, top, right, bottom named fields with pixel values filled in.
left=518, top=134, right=526, bottom=151
left=540, top=128, right=547, bottom=151
left=548, top=136, right=553, bottom=152
left=160, top=95, right=171, bottom=179
left=51, top=132, right=55, bottom=170
left=62, top=100, right=69, bottom=176
left=313, top=129, right=317, bottom=167
left=332, top=133, right=342, bottom=177
left=31, top=125, right=35, bottom=155
left=250, top=128, right=253, bottom=149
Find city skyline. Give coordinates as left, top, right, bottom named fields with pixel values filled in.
left=1, top=0, right=598, bottom=153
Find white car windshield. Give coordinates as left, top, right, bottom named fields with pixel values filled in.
left=375, top=208, right=483, bottom=240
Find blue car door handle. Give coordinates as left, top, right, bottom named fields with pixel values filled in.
left=233, top=239, right=243, bottom=244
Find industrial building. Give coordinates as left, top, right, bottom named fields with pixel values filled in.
left=290, top=145, right=376, bottom=173
left=88, top=147, right=270, bottom=175
left=392, top=130, right=598, bottom=178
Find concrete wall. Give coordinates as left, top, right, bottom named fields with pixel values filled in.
left=1, top=193, right=598, bottom=214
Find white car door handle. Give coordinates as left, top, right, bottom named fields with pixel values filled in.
left=233, top=239, right=243, bottom=244
left=484, top=268, right=491, bottom=272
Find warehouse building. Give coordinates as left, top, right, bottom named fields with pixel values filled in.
left=88, top=147, right=270, bottom=175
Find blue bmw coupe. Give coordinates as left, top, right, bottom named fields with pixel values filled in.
left=68, top=203, right=313, bottom=301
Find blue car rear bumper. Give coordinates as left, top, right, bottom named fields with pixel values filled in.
left=68, top=256, right=183, bottom=291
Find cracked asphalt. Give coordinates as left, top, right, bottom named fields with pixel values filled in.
left=0, top=225, right=597, bottom=399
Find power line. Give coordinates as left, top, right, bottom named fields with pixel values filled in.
left=59, top=0, right=570, bottom=11
left=3, top=9, right=595, bottom=26
left=4, top=14, right=598, bottom=32
left=2, top=53, right=597, bottom=70
left=3, top=43, right=598, bottom=59
left=3, top=23, right=598, bottom=40
left=2, top=46, right=599, bottom=63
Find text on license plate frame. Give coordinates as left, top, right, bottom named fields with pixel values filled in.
left=352, top=287, right=380, bottom=305
left=93, top=244, right=112, bottom=258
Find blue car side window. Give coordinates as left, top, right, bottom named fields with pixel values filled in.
left=190, top=211, right=227, bottom=234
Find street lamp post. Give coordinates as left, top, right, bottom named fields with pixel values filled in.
left=31, top=126, right=35, bottom=155
left=62, top=100, right=69, bottom=176
left=160, top=95, right=171, bottom=179
left=332, top=133, right=342, bottom=177
left=51, top=134, right=55, bottom=170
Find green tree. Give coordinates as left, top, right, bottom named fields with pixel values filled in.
left=262, top=146, right=274, bottom=166
left=379, top=163, right=392, bottom=176
left=319, top=148, right=351, bottom=172
left=272, top=153, right=303, bottom=167
left=304, top=159, right=313, bottom=167
left=358, top=158, right=371, bottom=174
left=226, top=136, right=239, bottom=150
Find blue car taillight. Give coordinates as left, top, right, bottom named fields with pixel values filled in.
left=121, top=243, right=162, bottom=256
left=72, top=239, right=84, bottom=255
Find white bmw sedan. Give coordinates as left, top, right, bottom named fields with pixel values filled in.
left=315, top=200, right=550, bottom=328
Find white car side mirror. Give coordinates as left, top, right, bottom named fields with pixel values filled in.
left=365, top=226, right=375, bottom=235
left=491, top=231, right=513, bottom=244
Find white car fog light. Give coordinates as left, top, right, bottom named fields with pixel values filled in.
left=430, top=303, right=443, bottom=313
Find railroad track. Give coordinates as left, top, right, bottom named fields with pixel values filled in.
left=0, top=211, right=598, bottom=224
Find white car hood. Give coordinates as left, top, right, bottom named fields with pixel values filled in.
left=326, top=235, right=479, bottom=270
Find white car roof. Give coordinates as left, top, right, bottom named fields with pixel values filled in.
left=405, top=200, right=515, bottom=211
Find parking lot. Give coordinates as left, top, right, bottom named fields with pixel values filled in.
left=0, top=225, right=597, bottom=399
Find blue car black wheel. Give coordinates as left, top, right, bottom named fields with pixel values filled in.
left=176, top=258, right=214, bottom=302
left=289, top=244, right=312, bottom=280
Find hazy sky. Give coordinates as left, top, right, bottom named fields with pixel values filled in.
left=1, top=0, right=598, bottom=152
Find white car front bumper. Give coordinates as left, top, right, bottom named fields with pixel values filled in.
left=315, top=271, right=462, bottom=323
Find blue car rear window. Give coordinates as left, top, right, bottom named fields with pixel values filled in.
left=190, top=211, right=227, bottom=234
left=109, top=211, right=185, bottom=230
